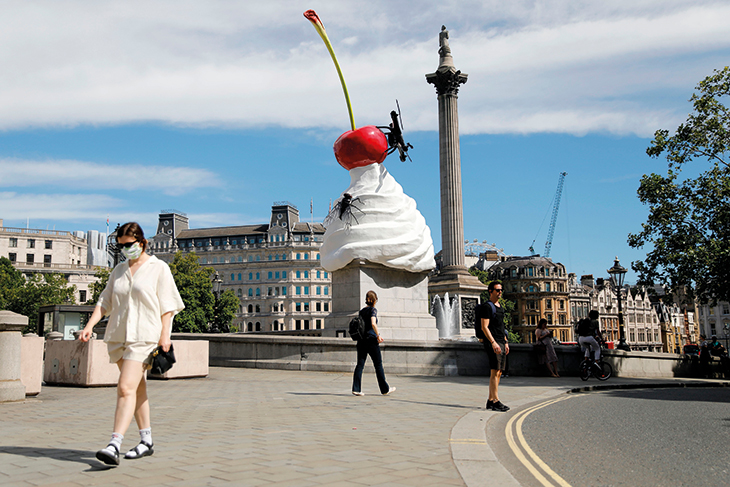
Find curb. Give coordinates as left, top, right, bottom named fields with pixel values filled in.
left=568, top=380, right=730, bottom=394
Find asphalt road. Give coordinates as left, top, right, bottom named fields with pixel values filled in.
left=488, top=386, right=730, bottom=487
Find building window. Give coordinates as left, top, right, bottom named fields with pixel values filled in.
left=545, top=283, right=551, bottom=292
left=44, top=255, right=52, bottom=267
left=324, top=286, right=328, bottom=296
left=296, top=286, right=301, bottom=295
left=268, top=287, right=273, bottom=296
left=248, top=289, right=253, bottom=297
left=324, top=302, right=329, bottom=312
left=255, top=322, right=261, bottom=331
left=255, top=305, right=260, bottom=313
left=237, top=289, right=242, bottom=297
left=316, top=319, right=322, bottom=329
left=230, top=273, right=235, bottom=281
left=558, top=300, right=565, bottom=310
left=282, top=287, right=287, bottom=296
left=304, top=270, right=309, bottom=279
left=547, top=314, right=553, bottom=325
left=304, top=286, right=309, bottom=295
left=248, top=304, right=253, bottom=313
left=256, top=272, right=260, bottom=280
left=316, top=302, right=321, bottom=312
left=282, top=271, right=287, bottom=279
left=546, top=299, right=552, bottom=310
left=296, top=320, right=302, bottom=330
left=296, top=302, right=301, bottom=312
left=268, top=272, right=273, bottom=279
left=249, top=272, right=253, bottom=280
left=723, top=304, right=729, bottom=315
left=238, top=273, right=242, bottom=281
left=317, top=270, right=321, bottom=279
left=9, top=238, right=17, bottom=248
left=275, top=271, right=280, bottom=279
left=316, top=286, right=321, bottom=295
left=296, top=271, right=301, bottom=279
left=26, top=254, right=34, bottom=264
left=79, top=290, right=87, bottom=302
left=256, top=288, right=261, bottom=296
left=304, top=302, right=310, bottom=312
left=45, top=240, right=53, bottom=250
left=304, top=253, right=309, bottom=260
left=527, top=267, right=533, bottom=277
left=545, top=268, right=550, bottom=277
left=296, top=253, right=301, bottom=260
left=8, top=253, right=16, bottom=262
left=304, top=320, right=310, bottom=330
left=324, top=272, right=328, bottom=279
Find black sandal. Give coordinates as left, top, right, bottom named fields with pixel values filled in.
left=124, top=440, right=154, bottom=459
left=96, top=443, right=120, bottom=466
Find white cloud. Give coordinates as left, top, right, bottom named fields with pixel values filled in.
left=0, top=158, right=220, bottom=195
left=0, top=1, right=728, bottom=135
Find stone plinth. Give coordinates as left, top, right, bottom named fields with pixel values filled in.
left=324, top=260, right=438, bottom=341
left=148, top=340, right=209, bottom=380
left=21, top=335, right=44, bottom=396
left=0, top=310, right=28, bottom=402
left=44, top=339, right=120, bottom=387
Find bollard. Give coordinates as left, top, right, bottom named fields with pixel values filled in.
left=0, top=310, right=28, bottom=402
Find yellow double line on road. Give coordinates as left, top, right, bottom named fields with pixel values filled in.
left=505, top=396, right=573, bottom=487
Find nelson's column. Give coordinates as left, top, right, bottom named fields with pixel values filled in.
left=426, top=26, right=486, bottom=336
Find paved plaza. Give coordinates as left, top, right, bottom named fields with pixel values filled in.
left=0, top=367, right=720, bottom=487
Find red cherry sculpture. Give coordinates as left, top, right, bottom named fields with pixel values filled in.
left=333, top=126, right=388, bottom=170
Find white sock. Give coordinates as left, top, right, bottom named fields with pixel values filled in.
left=139, top=428, right=152, bottom=446
left=103, top=432, right=123, bottom=453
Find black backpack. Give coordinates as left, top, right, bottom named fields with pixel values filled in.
left=474, top=302, right=497, bottom=340
left=349, top=315, right=366, bottom=341
left=577, top=318, right=592, bottom=337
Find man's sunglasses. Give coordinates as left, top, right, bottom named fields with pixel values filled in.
left=492, top=289, right=503, bottom=293
left=119, top=241, right=140, bottom=249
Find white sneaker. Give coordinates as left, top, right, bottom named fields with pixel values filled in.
left=352, top=391, right=365, bottom=396
left=382, top=387, right=396, bottom=396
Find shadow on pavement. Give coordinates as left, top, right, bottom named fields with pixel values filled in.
left=0, top=446, right=113, bottom=471
left=599, top=385, right=730, bottom=403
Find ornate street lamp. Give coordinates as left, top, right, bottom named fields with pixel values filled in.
left=211, top=272, right=223, bottom=333
left=607, top=257, right=630, bottom=351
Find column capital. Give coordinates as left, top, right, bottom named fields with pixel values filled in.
left=426, top=68, right=468, bottom=96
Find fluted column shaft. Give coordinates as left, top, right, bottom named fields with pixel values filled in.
left=438, top=92, right=465, bottom=269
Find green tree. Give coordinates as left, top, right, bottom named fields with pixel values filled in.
left=0, top=257, right=24, bottom=311
left=14, top=273, right=76, bottom=334
left=469, top=268, right=521, bottom=343
left=168, top=251, right=215, bottom=333
left=87, top=266, right=111, bottom=305
left=629, top=66, right=730, bottom=303
left=213, top=289, right=240, bottom=333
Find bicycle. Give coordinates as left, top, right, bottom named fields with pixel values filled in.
left=579, top=337, right=613, bottom=381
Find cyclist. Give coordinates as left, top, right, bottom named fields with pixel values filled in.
left=578, top=310, right=602, bottom=371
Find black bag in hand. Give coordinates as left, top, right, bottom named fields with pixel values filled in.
left=150, top=344, right=176, bottom=375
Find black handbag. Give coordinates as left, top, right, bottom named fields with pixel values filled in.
left=149, top=344, right=176, bottom=375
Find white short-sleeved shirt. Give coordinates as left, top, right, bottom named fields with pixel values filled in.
left=97, top=255, right=185, bottom=343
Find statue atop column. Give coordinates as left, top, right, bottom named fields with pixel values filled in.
left=439, top=26, right=451, bottom=57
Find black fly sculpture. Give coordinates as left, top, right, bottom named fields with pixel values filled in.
left=378, top=100, right=414, bottom=162
left=324, top=192, right=364, bottom=231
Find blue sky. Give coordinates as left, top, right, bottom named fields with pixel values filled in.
left=1, top=0, right=729, bottom=283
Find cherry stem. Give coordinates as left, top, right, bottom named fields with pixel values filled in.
left=305, top=14, right=356, bottom=131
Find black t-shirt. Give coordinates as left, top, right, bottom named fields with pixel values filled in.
left=359, top=306, right=378, bottom=338
left=483, top=302, right=506, bottom=344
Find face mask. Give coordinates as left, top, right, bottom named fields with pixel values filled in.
left=122, top=242, right=144, bottom=260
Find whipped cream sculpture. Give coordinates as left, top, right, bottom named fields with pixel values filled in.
left=304, top=10, right=435, bottom=273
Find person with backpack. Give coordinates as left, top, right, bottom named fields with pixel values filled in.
left=578, top=310, right=602, bottom=364
left=351, top=290, right=395, bottom=396
left=475, top=281, right=510, bottom=412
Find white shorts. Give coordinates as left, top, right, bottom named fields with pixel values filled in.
left=107, top=341, right=158, bottom=367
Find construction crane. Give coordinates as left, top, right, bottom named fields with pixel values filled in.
left=529, top=172, right=567, bottom=258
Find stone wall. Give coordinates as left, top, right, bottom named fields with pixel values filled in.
left=172, top=333, right=715, bottom=379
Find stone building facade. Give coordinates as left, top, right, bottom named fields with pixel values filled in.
left=0, top=221, right=101, bottom=304
left=696, top=301, right=730, bottom=345
left=149, top=204, right=332, bottom=333
left=488, top=256, right=572, bottom=343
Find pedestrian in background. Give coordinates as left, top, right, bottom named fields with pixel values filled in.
left=79, top=222, right=184, bottom=465
left=352, top=290, right=395, bottom=396
left=535, top=319, right=559, bottom=377
left=478, top=281, right=510, bottom=412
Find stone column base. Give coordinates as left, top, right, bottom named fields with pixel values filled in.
left=324, top=261, right=438, bottom=341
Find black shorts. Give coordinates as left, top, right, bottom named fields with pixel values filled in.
left=483, top=341, right=507, bottom=371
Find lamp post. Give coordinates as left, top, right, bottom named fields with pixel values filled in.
left=607, top=257, right=631, bottom=352
left=211, top=272, right=222, bottom=333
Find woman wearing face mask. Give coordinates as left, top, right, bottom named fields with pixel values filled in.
left=79, top=222, right=184, bottom=466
